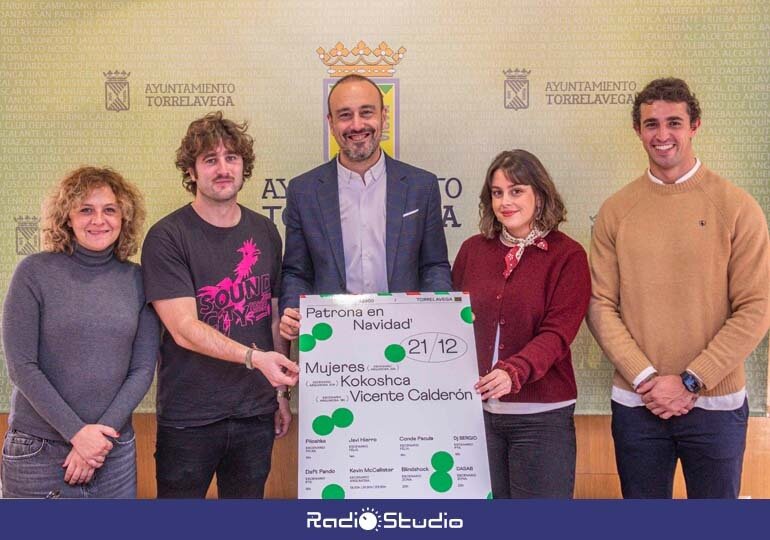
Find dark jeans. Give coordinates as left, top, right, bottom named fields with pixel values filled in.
left=155, top=414, right=275, bottom=499
left=611, top=399, right=748, bottom=499
left=484, top=405, right=576, bottom=499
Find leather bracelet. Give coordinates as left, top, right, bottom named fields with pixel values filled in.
left=245, top=343, right=264, bottom=370
left=244, top=347, right=255, bottom=370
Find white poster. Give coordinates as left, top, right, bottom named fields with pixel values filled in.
left=298, top=292, right=491, bottom=499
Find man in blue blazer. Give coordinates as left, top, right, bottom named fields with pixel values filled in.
left=279, top=74, right=451, bottom=339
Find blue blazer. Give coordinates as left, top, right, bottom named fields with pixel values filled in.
left=279, top=154, right=452, bottom=313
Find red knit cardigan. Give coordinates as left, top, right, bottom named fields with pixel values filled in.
left=451, top=231, right=591, bottom=403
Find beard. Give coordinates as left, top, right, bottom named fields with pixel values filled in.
left=339, top=128, right=380, bottom=162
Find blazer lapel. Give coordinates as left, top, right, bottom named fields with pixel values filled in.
left=316, top=160, right=346, bottom=288
left=385, top=155, right=408, bottom=285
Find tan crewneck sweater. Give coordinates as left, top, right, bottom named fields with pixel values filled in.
left=588, top=165, right=770, bottom=396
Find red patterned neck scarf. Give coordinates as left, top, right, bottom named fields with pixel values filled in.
left=500, top=227, right=549, bottom=279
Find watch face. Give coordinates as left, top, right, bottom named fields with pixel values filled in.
left=681, top=372, right=701, bottom=393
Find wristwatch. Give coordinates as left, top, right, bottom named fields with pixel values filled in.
left=277, top=388, right=292, bottom=400
left=680, top=371, right=703, bottom=394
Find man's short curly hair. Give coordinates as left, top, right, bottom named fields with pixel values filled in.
left=175, top=111, right=255, bottom=195
left=41, top=166, right=146, bottom=262
left=633, top=78, right=701, bottom=130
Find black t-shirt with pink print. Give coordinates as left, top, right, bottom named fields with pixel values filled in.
left=142, top=204, right=282, bottom=427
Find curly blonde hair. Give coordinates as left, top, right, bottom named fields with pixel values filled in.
left=41, top=166, right=146, bottom=261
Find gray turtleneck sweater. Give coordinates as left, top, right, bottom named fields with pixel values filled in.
left=2, top=245, right=159, bottom=442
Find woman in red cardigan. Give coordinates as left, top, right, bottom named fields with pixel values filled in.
left=452, top=150, right=591, bottom=498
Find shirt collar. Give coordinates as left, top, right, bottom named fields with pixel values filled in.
left=647, top=158, right=701, bottom=185
left=337, top=149, right=386, bottom=186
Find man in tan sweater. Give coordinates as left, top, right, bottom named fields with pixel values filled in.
left=587, top=78, right=770, bottom=498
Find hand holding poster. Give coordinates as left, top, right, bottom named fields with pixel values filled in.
left=298, top=292, right=492, bottom=499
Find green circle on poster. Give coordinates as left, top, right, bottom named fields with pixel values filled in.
left=384, top=344, right=406, bottom=363
left=430, top=471, right=453, bottom=493
left=321, top=484, right=345, bottom=499
left=312, top=322, right=333, bottom=341
left=431, top=451, right=454, bottom=472
left=332, top=407, right=354, bottom=428
left=298, top=333, right=316, bottom=352
left=312, top=415, right=334, bottom=436
left=460, top=306, right=473, bottom=324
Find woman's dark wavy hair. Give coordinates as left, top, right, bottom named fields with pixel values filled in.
left=479, top=149, right=566, bottom=238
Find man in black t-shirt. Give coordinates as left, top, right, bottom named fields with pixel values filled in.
left=142, top=111, right=299, bottom=499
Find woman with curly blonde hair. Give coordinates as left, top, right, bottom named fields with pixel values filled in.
left=2, top=166, right=159, bottom=498
left=41, top=166, right=146, bottom=261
